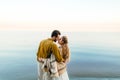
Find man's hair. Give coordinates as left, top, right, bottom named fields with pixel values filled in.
left=51, top=30, right=61, bottom=37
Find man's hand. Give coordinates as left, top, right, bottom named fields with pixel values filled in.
left=38, top=58, right=44, bottom=62
left=37, top=57, right=44, bottom=62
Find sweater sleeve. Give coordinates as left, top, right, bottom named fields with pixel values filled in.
left=36, top=42, right=41, bottom=61
left=52, top=43, right=63, bottom=62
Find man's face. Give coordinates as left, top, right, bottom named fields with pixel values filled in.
left=54, top=35, right=60, bottom=42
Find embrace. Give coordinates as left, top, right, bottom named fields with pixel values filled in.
left=36, top=30, right=70, bottom=80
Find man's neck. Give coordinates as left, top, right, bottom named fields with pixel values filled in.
left=51, top=37, right=56, bottom=42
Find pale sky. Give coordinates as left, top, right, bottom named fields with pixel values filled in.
left=0, top=0, right=120, bottom=32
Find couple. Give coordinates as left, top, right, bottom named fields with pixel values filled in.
left=36, top=30, right=70, bottom=80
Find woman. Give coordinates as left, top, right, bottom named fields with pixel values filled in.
left=56, top=36, right=70, bottom=80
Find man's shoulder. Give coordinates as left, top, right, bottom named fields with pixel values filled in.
left=39, top=39, right=47, bottom=44
left=40, top=38, right=53, bottom=45
left=40, top=38, right=48, bottom=42
left=51, top=42, right=58, bottom=48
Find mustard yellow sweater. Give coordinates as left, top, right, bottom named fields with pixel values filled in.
left=37, top=38, right=63, bottom=62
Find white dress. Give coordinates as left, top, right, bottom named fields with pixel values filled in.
left=59, top=71, right=69, bottom=80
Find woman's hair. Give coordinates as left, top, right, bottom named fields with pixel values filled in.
left=61, top=36, right=70, bottom=62
left=62, top=36, right=68, bottom=44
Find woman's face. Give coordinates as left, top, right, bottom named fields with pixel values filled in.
left=58, top=37, right=64, bottom=45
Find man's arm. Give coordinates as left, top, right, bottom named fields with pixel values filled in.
left=36, top=42, right=42, bottom=62
left=52, top=43, right=64, bottom=62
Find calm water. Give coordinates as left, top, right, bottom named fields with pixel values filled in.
left=0, top=31, right=120, bottom=80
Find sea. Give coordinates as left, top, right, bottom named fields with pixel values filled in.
left=0, top=31, right=120, bottom=80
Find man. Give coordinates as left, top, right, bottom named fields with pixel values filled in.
left=37, top=30, right=64, bottom=80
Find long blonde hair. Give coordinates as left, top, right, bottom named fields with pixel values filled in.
left=61, top=36, right=70, bottom=62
